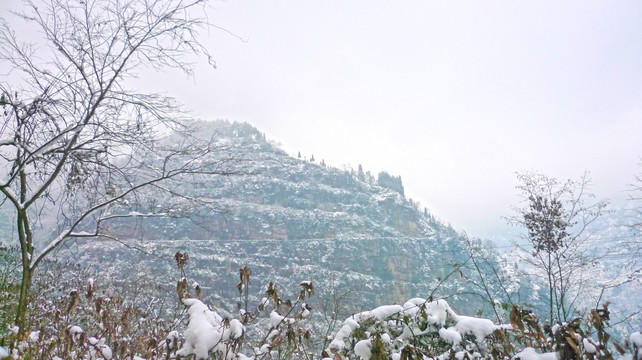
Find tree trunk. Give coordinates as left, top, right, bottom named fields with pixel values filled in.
left=14, top=208, right=33, bottom=338
left=547, top=250, right=554, bottom=326
left=557, top=258, right=567, bottom=321
left=14, top=264, right=32, bottom=337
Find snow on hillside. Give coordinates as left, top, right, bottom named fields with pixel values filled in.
left=7, top=119, right=637, bottom=343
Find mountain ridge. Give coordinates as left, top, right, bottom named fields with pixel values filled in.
left=62, top=119, right=514, bottom=316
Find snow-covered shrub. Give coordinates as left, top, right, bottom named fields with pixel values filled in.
left=322, top=298, right=641, bottom=360
left=171, top=254, right=316, bottom=360
left=322, top=297, right=513, bottom=359
left=0, top=246, right=20, bottom=341
left=3, top=248, right=640, bottom=360
left=0, top=247, right=177, bottom=359
left=175, top=298, right=244, bottom=359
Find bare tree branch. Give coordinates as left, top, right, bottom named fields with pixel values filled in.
left=0, top=0, right=248, bottom=333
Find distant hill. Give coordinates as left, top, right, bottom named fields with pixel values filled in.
left=110, top=120, right=442, bottom=241
left=65, top=120, right=526, bottom=317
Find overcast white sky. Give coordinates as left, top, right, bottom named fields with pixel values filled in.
left=3, top=1, right=642, bottom=238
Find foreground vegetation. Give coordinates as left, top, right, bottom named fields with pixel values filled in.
left=1, top=248, right=640, bottom=360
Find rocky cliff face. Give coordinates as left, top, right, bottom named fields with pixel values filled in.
left=108, top=120, right=442, bottom=242
left=59, top=120, right=509, bottom=316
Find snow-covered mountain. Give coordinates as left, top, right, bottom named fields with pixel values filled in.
left=110, top=120, right=442, bottom=241
left=62, top=120, right=521, bottom=319
left=4, top=119, right=636, bottom=336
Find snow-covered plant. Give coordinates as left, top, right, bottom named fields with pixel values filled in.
left=0, top=0, right=249, bottom=336
left=0, top=248, right=177, bottom=359
left=0, top=246, right=20, bottom=339
left=170, top=252, right=316, bottom=360
left=322, top=297, right=513, bottom=360
left=321, top=297, right=641, bottom=360
left=175, top=298, right=246, bottom=359
left=3, top=247, right=640, bottom=360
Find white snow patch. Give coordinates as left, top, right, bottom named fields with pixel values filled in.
left=439, top=327, right=462, bottom=345
left=380, top=333, right=391, bottom=344
left=583, top=338, right=596, bottom=354
left=454, top=316, right=499, bottom=342
left=269, top=310, right=293, bottom=328
left=176, top=298, right=244, bottom=360
left=101, top=345, right=113, bottom=359
left=166, top=330, right=179, bottom=342
left=354, top=339, right=372, bottom=360
left=513, top=347, right=558, bottom=360
left=67, top=325, right=84, bottom=343
left=328, top=318, right=361, bottom=353
left=631, top=332, right=642, bottom=359
left=371, top=305, right=403, bottom=320
left=88, top=337, right=112, bottom=359
left=402, top=298, right=457, bottom=326
left=7, top=325, right=19, bottom=335
left=259, top=297, right=269, bottom=308
left=301, top=303, right=311, bottom=318
left=27, top=330, right=40, bottom=342
left=0, top=346, right=8, bottom=360
left=228, top=319, right=244, bottom=340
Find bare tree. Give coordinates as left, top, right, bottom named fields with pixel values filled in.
left=0, top=0, right=245, bottom=334
left=508, top=171, right=607, bottom=325
left=628, top=165, right=642, bottom=252
left=461, top=234, right=517, bottom=323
